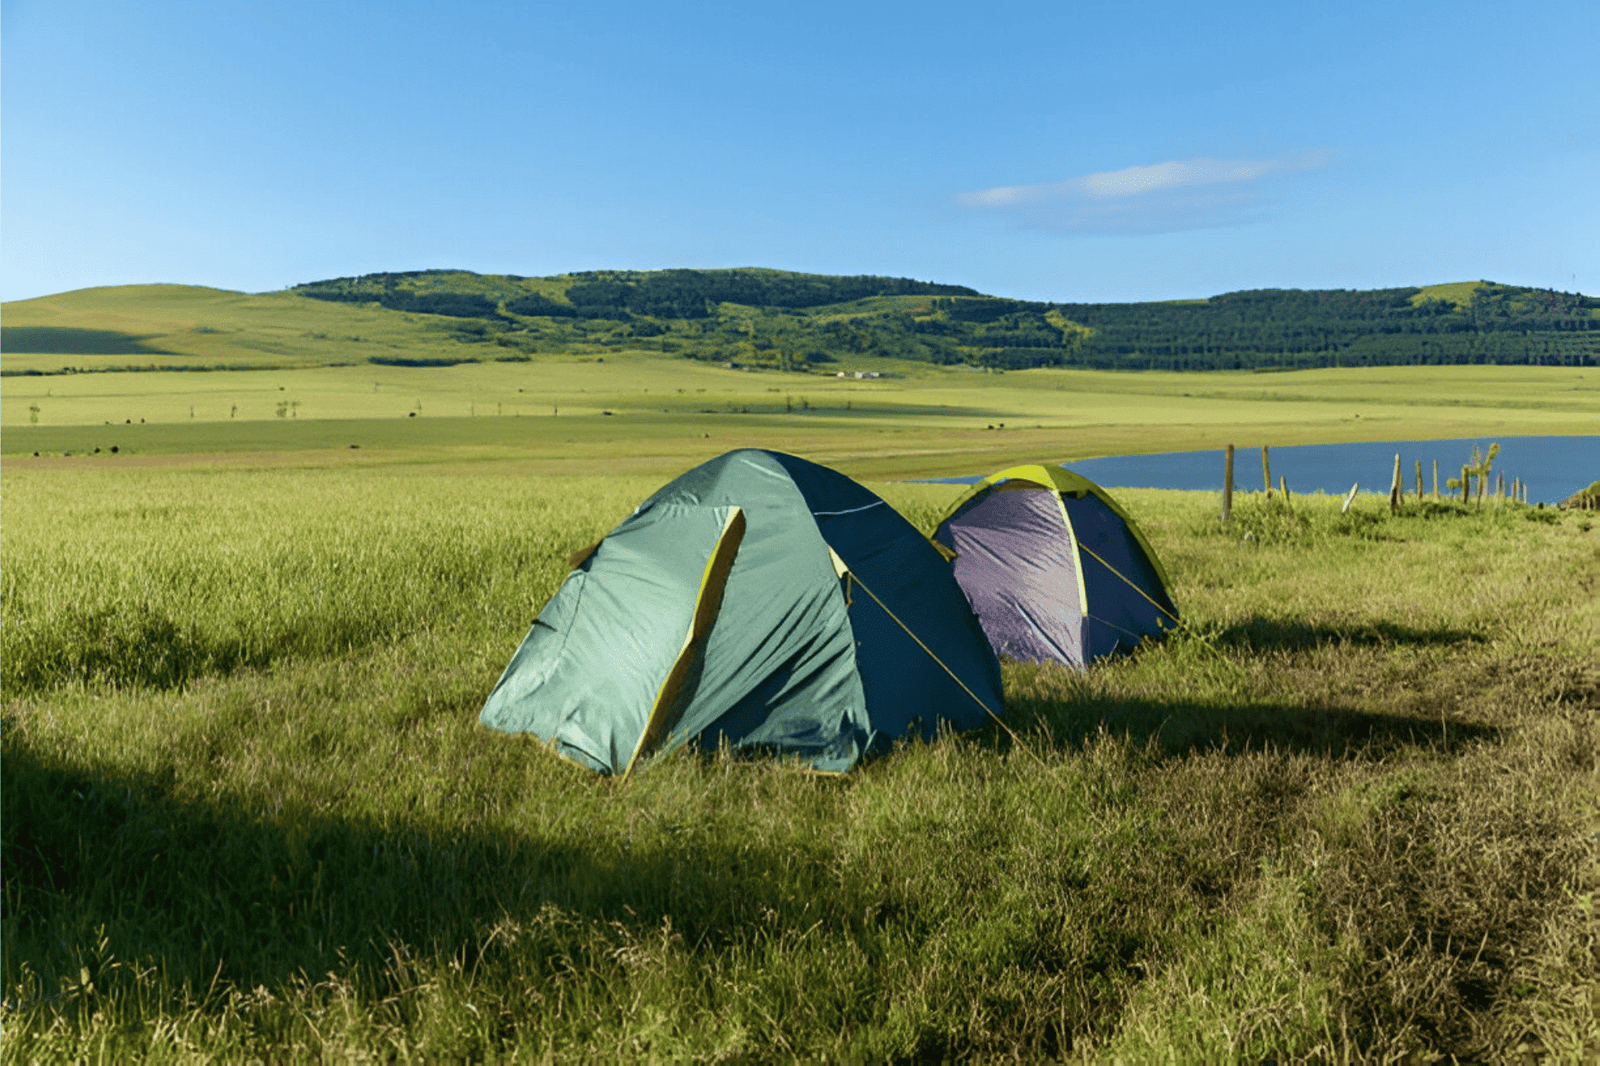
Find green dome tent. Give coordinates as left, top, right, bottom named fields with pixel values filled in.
left=933, top=464, right=1179, bottom=667
left=480, top=449, right=1005, bottom=776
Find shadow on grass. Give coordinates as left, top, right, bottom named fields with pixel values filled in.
left=0, top=740, right=852, bottom=1001
left=1211, top=617, right=1487, bottom=653
left=995, top=612, right=1499, bottom=760
left=1004, top=692, right=1498, bottom=760
left=0, top=327, right=175, bottom=356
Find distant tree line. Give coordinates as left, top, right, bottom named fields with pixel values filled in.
left=1046, top=285, right=1599, bottom=369
left=367, top=354, right=481, bottom=367
left=289, top=271, right=1598, bottom=370
left=557, top=270, right=979, bottom=319
left=297, top=283, right=501, bottom=320
left=295, top=269, right=977, bottom=322
left=926, top=286, right=1599, bottom=369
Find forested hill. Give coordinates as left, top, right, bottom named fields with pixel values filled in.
left=293, top=268, right=979, bottom=319
left=290, top=269, right=1600, bottom=371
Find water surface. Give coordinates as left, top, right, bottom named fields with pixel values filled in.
left=920, top=436, right=1598, bottom=505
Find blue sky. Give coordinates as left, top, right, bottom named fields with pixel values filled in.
left=4, top=0, right=1597, bottom=303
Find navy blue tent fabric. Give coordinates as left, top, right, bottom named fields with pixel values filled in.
left=768, top=451, right=1004, bottom=745
left=1059, top=492, right=1173, bottom=659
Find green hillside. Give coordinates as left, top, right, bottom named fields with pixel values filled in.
left=4, top=270, right=1597, bottom=378
left=0, top=284, right=501, bottom=375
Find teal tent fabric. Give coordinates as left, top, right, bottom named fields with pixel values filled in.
left=480, top=450, right=1004, bottom=775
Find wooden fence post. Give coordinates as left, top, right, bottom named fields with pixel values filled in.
left=1342, top=482, right=1360, bottom=514
left=1280, top=475, right=1289, bottom=508
left=1261, top=445, right=1273, bottom=504
left=1223, top=444, right=1234, bottom=521
left=1433, top=459, right=1439, bottom=500
left=1415, top=460, right=1423, bottom=500
left=1389, top=453, right=1403, bottom=513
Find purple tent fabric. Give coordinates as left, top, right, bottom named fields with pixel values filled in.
left=935, top=478, right=1178, bottom=667
left=937, top=487, right=1085, bottom=663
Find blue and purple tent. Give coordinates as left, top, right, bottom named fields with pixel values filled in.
left=932, top=464, right=1179, bottom=667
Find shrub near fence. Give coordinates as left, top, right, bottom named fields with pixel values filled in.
left=1561, top=481, right=1600, bottom=511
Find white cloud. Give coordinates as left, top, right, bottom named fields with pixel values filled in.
left=955, top=151, right=1331, bottom=234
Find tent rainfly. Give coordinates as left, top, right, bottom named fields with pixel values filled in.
left=933, top=464, right=1179, bottom=667
left=480, top=449, right=1005, bottom=776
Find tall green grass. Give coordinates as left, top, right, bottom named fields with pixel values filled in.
left=3, top=468, right=1596, bottom=1061
left=1, top=469, right=662, bottom=693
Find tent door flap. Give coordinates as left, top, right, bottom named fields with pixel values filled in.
left=623, top=507, right=747, bottom=778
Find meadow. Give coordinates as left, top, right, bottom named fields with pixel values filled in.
left=4, top=303, right=1598, bottom=1059
left=6, top=357, right=1597, bottom=495
left=7, top=353, right=1596, bottom=431
left=3, top=454, right=1596, bottom=1061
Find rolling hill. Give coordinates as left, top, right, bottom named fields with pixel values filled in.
left=3, top=269, right=1597, bottom=377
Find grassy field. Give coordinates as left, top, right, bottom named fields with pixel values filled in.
left=4, top=289, right=1598, bottom=1057
left=5, top=356, right=1596, bottom=489
left=7, top=352, right=1595, bottom=429
left=3, top=454, right=1597, bottom=1060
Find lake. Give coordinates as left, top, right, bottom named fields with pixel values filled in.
left=920, top=436, right=1599, bottom=505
